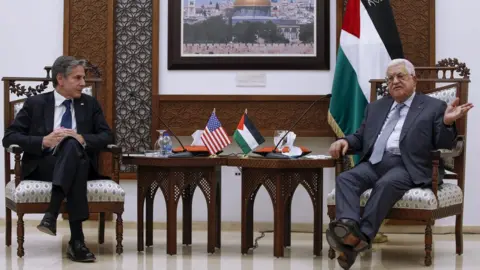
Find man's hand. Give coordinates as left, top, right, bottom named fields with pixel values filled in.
left=42, top=129, right=66, bottom=148
left=61, top=129, right=85, bottom=145
left=444, top=98, right=474, bottom=125
left=328, top=139, right=349, bottom=159
left=42, top=128, right=85, bottom=149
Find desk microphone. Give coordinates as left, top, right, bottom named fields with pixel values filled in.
left=129, top=92, right=193, bottom=158
left=265, top=94, right=332, bottom=159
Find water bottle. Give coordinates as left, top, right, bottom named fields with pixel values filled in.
left=161, top=132, right=173, bottom=156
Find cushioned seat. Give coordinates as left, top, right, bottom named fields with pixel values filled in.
left=5, top=180, right=125, bottom=203
left=327, top=182, right=462, bottom=210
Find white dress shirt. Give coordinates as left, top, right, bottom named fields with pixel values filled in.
left=377, top=92, right=416, bottom=155
left=53, top=90, right=77, bottom=132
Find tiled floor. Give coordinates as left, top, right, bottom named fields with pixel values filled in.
left=0, top=222, right=477, bottom=270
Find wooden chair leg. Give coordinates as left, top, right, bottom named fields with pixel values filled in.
left=98, top=212, right=105, bottom=244
left=116, top=213, right=124, bottom=254
left=456, top=214, right=463, bottom=255
left=425, top=223, right=433, bottom=266
left=327, top=209, right=336, bottom=260
left=17, top=213, right=25, bottom=257
left=6, top=208, right=11, bottom=247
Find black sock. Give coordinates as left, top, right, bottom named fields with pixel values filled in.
left=69, top=221, right=84, bottom=243
left=46, top=185, right=64, bottom=217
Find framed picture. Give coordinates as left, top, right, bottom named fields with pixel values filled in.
left=168, top=0, right=330, bottom=70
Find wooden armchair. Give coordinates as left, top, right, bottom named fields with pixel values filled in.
left=326, top=58, right=469, bottom=266
left=2, top=66, right=125, bottom=257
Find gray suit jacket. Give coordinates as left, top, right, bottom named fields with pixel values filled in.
left=344, top=93, right=457, bottom=186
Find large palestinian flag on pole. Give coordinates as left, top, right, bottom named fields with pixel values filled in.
left=328, top=0, right=404, bottom=166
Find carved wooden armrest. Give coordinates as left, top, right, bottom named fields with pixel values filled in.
left=432, top=135, right=465, bottom=159
left=103, top=144, right=122, bottom=155
left=429, top=136, right=464, bottom=202
left=104, top=144, right=122, bottom=183
left=4, top=145, right=23, bottom=186
left=5, top=144, right=23, bottom=154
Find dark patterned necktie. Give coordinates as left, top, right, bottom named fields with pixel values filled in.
left=61, top=99, right=72, bottom=129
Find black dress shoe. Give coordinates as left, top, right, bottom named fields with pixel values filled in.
left=67, top=240, right=96, bottom=262
left=37, top=212, right=57, bottom=236
left=337, top=249, right=358, bottom=270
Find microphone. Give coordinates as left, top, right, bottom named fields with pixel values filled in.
left=265, top=94, right=332, bottom=159
left=129, top=92, right=194, bottom=158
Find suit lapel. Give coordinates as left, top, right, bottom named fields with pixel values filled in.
left=400, top=94, right=425, bottom=142
left=74, top=96, right=86, bottom=133
left=44, top=92, right=55, bottom=134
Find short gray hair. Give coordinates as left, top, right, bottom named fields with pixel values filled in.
left=387, top=58, right=416, bottom=76
left=51, top=56, right=86, bottom=87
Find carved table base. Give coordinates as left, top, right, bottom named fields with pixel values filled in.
left=135, top=165, right=221, bottom=255
left=240, top=168, right=323, bottom=257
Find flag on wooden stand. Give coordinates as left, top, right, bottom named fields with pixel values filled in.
left=201, top=109, right=231, bottom=155
left=233, top=109, right=265, bottom=154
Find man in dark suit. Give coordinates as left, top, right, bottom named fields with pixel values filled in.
left=2, top=56, right=113, bottom=262
left=326, top=59, right=473, bottom=269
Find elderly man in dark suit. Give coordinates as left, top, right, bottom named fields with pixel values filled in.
left=326, top=58, right=473, bottom=269
left=2, top=56, right=113, bottom=262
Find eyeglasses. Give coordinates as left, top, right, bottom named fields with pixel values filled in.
left=386, top=72, right=410, bottom=84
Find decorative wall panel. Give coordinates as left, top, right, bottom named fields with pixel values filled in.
left=152, top=95, right=335, bottom=138
left=337, top=0, right=435, bottom=67
left=64, top=0, right=115, bottom=177
left=115, top=0, right=154, bottom=173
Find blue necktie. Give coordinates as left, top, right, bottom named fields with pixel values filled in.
left=61, top=100, right=72, bottom=129
left=369, top=103, right=405, bottom=164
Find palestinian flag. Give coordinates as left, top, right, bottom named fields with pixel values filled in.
left=233, top=112, right=265, bottom=154
left=328, top=0, right=404, bottom=166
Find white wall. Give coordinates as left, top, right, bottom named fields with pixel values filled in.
left=0, top=0, right=64, bottom=220
left=1, top=0, right=479, bottom=229
left=435, top=0, right=480, bottom=226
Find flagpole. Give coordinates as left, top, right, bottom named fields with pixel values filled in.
left=209, top=108, right=217, bottom=158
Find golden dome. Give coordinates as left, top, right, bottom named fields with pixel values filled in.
left=234, top=0, right=271, bottom=7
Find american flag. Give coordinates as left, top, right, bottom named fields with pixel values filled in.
left=201, top=112, right=231, bottom=155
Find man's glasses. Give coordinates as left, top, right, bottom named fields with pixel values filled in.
left=386, top=72, right=410, bottom=84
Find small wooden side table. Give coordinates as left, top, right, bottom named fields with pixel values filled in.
left=227, top=156, right=336, bottom=258
left=122, top=155, right=225, bottom=255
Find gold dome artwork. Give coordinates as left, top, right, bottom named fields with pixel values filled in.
left=234, top=0, right=272, bottom=7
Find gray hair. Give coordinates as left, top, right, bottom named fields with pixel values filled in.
left=51, top=56, right=86, bottom=87
left=387, top=58, right=416, bottom=76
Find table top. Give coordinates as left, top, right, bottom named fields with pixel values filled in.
left=122, top=153, right=336, bottom=169
left=122, top=154, right=227, bottom=167
left=226, top=156, right=336, bottom=168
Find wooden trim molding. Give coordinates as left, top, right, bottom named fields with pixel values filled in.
left=152, top=95, right=335, bottom=138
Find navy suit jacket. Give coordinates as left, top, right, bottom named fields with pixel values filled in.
left=2, top=91, right=113, bottom=179
left=344, top=93, right=457, bottom=186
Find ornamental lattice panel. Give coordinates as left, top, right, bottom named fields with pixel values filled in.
left=115, top=0, right=154, bottom=173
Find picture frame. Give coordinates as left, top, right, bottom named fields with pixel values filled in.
left=168, top=0, right=330, bottom=70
